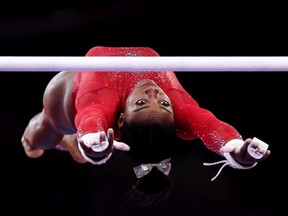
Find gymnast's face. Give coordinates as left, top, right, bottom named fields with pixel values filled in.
left=119, top=79, right=174, bottom=125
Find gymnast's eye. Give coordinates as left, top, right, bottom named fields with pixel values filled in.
left=160, top=100, right=170, bottom=106
left=135, top=99, right=146, bottom=105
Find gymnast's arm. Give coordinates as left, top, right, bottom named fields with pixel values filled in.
left=74, top=88, right=130, bottom=164
left=166, top=88, right=270, bottom=169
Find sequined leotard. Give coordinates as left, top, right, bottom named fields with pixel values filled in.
left=73, top=46, right=242, bottom=155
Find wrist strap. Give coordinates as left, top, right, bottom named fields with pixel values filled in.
left=203, top=153, right=257, bottom=181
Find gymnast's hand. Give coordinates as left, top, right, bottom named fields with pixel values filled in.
left=77, top=128, right=130, bottom=164
left=221, top=138, right=271, bottom=166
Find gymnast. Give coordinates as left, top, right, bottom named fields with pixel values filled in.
left=21, top=46, right=270, bottom=181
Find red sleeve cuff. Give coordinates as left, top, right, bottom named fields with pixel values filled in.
left=75, top=110, right=107, bottom=135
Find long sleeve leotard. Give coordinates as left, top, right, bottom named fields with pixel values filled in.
left=73, top=46, right=242, bottom=155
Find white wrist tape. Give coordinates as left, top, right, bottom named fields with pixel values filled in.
left=78, top=142, right=112, bottom=165
left=77, top=132, right=112, bottom=165
left=78, top=133, right=109, bottom=150
left=203, top=139, right=257, bottom=181
left=223, top=139, right=258, bottom=169
left=223, top=152, right=257, bottom=170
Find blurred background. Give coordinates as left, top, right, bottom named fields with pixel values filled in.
left=0, top=1, right=285, bottom=215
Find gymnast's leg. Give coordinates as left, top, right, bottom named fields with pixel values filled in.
left=21, top=71, right=78, bottom=159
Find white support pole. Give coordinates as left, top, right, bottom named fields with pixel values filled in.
left=0, top=56, right=288, bottom=71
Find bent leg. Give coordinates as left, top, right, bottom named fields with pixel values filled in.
left=21, top=110, right=64, bottom=158
left=21, top=71, right=76, bottom=158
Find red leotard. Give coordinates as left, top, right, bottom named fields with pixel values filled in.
left=73, top=46, right=242, bottom=155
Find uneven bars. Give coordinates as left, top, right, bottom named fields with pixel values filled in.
left=0, top=56, right=288, bottom=71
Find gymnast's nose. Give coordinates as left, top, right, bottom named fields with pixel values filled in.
left=144, top=87, right=159, bottom=98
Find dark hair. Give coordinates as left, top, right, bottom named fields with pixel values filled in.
left=125, top=167, right=172, bottom=207
left=119, top=119, right=177, bottom=164
left=120, top=120, right=176, bottom=206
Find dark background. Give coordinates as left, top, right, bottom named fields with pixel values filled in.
left=0, top=1, right=286, bottom=216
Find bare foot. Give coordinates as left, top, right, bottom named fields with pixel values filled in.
left=21, top=136, right=44, bottom=158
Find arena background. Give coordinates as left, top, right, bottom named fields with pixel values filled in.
left=0, top=1, right=285, bottom=216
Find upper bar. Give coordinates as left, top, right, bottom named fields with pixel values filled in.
left=0, top=56, right=288, bottom=71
